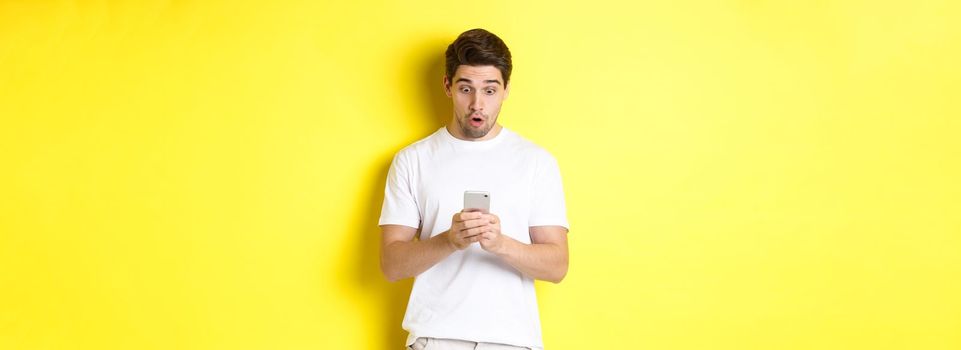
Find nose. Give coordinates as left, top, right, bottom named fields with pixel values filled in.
left=470, top=93, right=484, bottom=112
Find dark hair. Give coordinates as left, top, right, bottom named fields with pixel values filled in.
left=445, top=28, right=513, bottom=85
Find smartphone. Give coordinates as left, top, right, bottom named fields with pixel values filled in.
left=463, top=191, right=490, bottom=213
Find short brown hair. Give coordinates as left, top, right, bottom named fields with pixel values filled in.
left=445, top=28, right=513, bottom=84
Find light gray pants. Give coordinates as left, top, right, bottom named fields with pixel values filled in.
left=409, top=337, right=533, bottom=350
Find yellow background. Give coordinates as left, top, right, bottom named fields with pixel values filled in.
left=2, top=1, right=959, bottom=349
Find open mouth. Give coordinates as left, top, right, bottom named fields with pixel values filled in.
left=469, top=115, right=485, bottom=127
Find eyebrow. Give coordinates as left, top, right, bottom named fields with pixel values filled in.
left=455, top=78, right=502, bottom=86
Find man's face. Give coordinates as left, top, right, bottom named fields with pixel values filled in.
left=444, top=65, right=510, bottom=139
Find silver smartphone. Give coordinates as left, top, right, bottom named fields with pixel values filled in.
left=463, top=191, right=490, bottom=213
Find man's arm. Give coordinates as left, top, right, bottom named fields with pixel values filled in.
left=380, top=225, right=455, bottom=282
left=480, top=222, right=569, bottom=283
left=380, top=212, right=491, bottom=282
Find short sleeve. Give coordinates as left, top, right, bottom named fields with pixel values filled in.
left=529, top=152, right=569, bottom=230
left=378, top=152, right=421, bottom=229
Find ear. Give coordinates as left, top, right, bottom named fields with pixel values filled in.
left=444, top=75, right=452, bottom=98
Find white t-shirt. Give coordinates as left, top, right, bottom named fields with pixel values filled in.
left=379, top=126, right=569, bottom=350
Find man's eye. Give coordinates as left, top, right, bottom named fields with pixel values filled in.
left=460, top=87, right=471, bottom=93
left=485, top=89, right=495, bottom=94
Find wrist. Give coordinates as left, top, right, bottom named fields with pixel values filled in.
left=493, top=235, right=518, bottom=258
left=440, top=230, right=458, bottom=251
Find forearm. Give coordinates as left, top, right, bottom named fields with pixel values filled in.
left=381, top=230, right=456, bottom=282
left=495, top=237, right=569, bottom=283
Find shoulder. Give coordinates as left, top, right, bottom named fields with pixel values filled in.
left=391, top=129, right=445, bottom=164
left=502, top=128, right=559, bottom=164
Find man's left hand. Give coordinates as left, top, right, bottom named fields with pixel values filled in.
left=478, top=213, right=508, bottom=255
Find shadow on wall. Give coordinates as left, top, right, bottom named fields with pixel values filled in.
left=352, top=38, right=451, bottom=348
left=353, top=160, right=413, bottom=349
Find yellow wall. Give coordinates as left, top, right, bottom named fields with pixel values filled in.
left=2, top=1, right=959, bottom=349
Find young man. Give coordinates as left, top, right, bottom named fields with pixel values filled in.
left=379, top=28, right=569, bottom=350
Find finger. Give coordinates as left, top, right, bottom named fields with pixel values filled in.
left=461, top=218, right=488, bottom=229
left=457, top=212, right=483, bottom=222
left=463, top=227, right=481, bottom=237
left=465, top=226, right=492, bottom=237
left=457, top=220, right=485, bottom=232
left=477, top=213, right=494, bottom=224
left=457, top=227, right=483, bottom=239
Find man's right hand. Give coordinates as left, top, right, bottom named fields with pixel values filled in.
left=447, top=210, right=489, bottom=250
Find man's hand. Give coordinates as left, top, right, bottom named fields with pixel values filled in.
left=447, top=211, right=488, bottom=250
left=477, top=213, right=507, bottom=255
left=443, top=212, right=569, bottom=283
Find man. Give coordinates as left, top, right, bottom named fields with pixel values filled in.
left=379, top=28, right=569, bottom=350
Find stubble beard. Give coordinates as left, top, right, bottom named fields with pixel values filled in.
left=458, top=113, right=496, bottom=139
